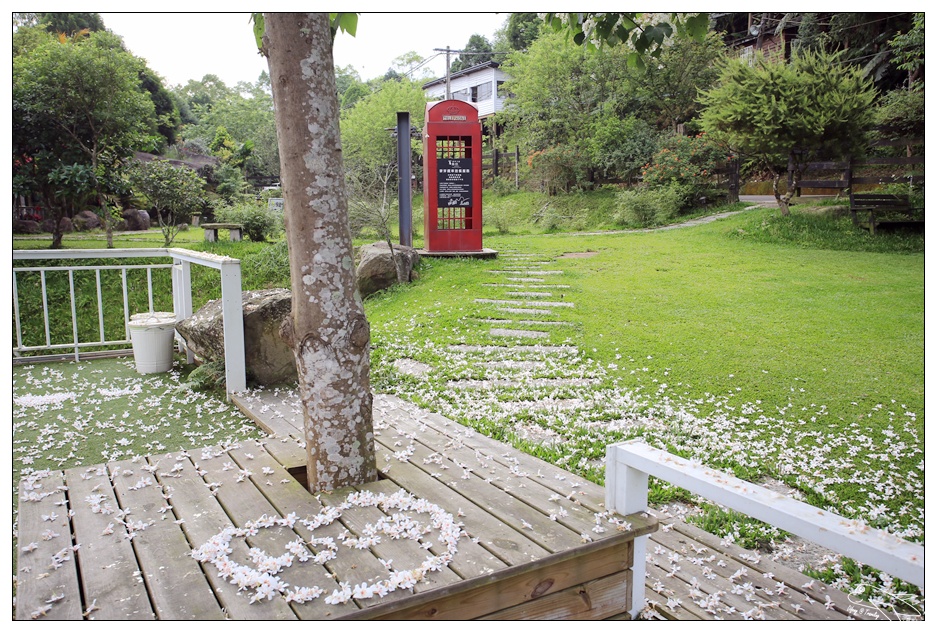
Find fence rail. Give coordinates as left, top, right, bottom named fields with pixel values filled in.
left=605, top=439, right=925, bottom=618
left=12, top=248, right=246, bottom=396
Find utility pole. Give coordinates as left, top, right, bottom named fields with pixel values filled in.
left=444, top=46, right=452, bottom=99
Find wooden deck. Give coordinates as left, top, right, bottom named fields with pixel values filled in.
left=15, top=392, right=654, bottom=620
left=16, top=389, right=873, bottom=621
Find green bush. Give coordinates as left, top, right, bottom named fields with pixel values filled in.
left=641, top=133, right=732, bottom=205
left=214, top=201, right=281, bottom=242
left=613, top=184, right=692, bottom=227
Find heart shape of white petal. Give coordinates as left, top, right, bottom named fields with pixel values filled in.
left=191, top=489, right=465, bottom=605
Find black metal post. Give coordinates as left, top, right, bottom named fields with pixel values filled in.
left=397, top=111, right=413, bottom=247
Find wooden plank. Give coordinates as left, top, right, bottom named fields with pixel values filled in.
left=646, top=529, right=799, bottom=621
left=150, top=450, right=297, bottom=620
left=316, top=481, right=464, bottom=594
left=347, top=535, right=635, bottom=620
left=256, top=435, right=306, bottom=470
left=200, top=443, right=359, bottom=620
left=374, top=424, right=594, bottom=554
left=479, top=570, right=633, bottom=620
left=63, top=466, right=155, bottom=620
left=15, top=470, right=84, bottom=620
left=373, top=440, right=554, bottom=567
left=232, top=391, right=303, bottom=438
left=378, top=395, right=609, bottom=513
left=377, top=407, right=645, bottom=544
left=668, top=520, right=868, bottom=619
left=233, top=445, right=417, bottom=608
left=650, top=522, right=850, bottom=621
left=108, top=459, right=226, bottom=620
left=355, top=478, right=509, bottom=582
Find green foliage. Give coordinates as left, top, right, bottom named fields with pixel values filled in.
left=214, top=201, right=281, bottom=242
left=699, top=49, right=876, bottom=215
left=13, top=30, right=159, bottom=246
left=728, top=207, right=924, bottom=254
left=129, top=160, right=207, bottom=246
left=527, top=145, right=591, bottom=194
left=699, top=50, right=876, bottom=174
left=450, top=34, right=495, bottom=73
left=634, top=31, right=726, bottom=131
left=188, top=359, right=227, bottom=392
left=544, top=13, right=710, bottom=70
left=504, top=13, right=544, bottom=51
left=340, top=79, right=427, bottom=173
left=586, top=112, right=659, bottom=183
left=641, top=134, right=728, bottom=187
left=613, top=183, right=693, bottom=227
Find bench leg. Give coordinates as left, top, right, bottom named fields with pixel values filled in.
left=230, top=228, right=242, bottom=242
left=205, top=229, right=217, bottom=242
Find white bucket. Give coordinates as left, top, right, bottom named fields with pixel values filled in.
left=128, top=312, right=177, bottom=374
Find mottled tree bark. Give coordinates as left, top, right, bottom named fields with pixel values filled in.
left=263, top=13, right=377, bottom=492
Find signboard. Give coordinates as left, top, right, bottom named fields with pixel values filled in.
left=268, top=198, right=284, bottom=211
left=437, top=158, right=472, bottom=207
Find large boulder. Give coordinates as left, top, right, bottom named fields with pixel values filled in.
left=122, top=208, right=151, bottom=231
left=72, top=210, right=101, bottom=231
left=356, top=242, right=420, bottom=299
left=13, top=219, right=41, bottom=234
left=175, top=288, right=297, bottom=386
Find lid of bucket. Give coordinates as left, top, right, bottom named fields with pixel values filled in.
left=129, top=312, right=176, bottom=327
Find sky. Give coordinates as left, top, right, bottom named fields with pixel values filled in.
left=97, top=12, right=509, bottom=89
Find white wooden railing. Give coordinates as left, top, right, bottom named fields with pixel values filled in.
left=12, top=248, right=246, bottom=396
left=605, top=439, right=925, bottom=619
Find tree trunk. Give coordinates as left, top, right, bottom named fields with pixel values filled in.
left=771, top=170, right=791, bottom=216
left=263, top=13, right=378, bottom=493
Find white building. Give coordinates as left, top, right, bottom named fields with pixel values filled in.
left=423, top=61, right=510, bottom=121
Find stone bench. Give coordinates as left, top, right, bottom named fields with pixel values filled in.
left=202, top=223, right=243, bottom=242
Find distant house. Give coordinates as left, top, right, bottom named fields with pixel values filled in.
left=423, top=61, right=510, bottom=121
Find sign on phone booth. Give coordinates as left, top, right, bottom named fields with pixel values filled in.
left=423, top=100, right=484, bottom=252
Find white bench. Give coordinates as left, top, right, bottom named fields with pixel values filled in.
left=202, top=223, right=243, bottom=242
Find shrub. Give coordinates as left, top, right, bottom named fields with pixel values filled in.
left=214, top=202, right=280, bottom=242
left=527, top=145, right=591, bottom=194
left=641, top=133, right=731, bottom=202
left=613, top=184, right=692, bottom=227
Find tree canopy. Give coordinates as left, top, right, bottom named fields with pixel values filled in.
left=13, top=29, right=158, bottom=246
left=699, top=49, right=876, bottom=213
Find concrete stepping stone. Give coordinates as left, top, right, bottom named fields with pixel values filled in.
left=447, top=344, right=578, bottom=355
left=505, top=277, right=546, bottom=283
left=487, top=270, right=562, bottom=276
left=478, top=360, right=548, bottom=371
left=482, top=284, right=571, bottom=290
left=475, top=298, right=574, bottom=308
left=495, top=307, right=553, bottom=315
left=393, top=358, right=433, bottom=377
left=474, top=319, right=574, bottom=328
left=505, top=291, right=552, bottom=297
left=489, top=328, right=549, bottom=339
left=446, top=377, right=599, bottom=389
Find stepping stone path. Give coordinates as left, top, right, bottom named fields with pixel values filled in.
left=422, top=249, right=610, bottom=421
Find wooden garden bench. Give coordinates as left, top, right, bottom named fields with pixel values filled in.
left=849, top=193, right=923, bottom=235
left=202, top=223, right=243, bottom=242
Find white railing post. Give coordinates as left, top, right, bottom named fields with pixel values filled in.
left=219, top=260, right=246, bottom=396
left=606, top=439, right=650, bottom=620
left=172, top=258, right=195, bottom=363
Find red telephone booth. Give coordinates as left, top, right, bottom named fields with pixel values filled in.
left=423, top=100, right=483, bottom=252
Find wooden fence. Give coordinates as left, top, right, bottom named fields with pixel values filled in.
left=790, top=137, right=924, bottom=196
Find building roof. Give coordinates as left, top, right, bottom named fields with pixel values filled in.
left=422, top=61, right=502, bottom=89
